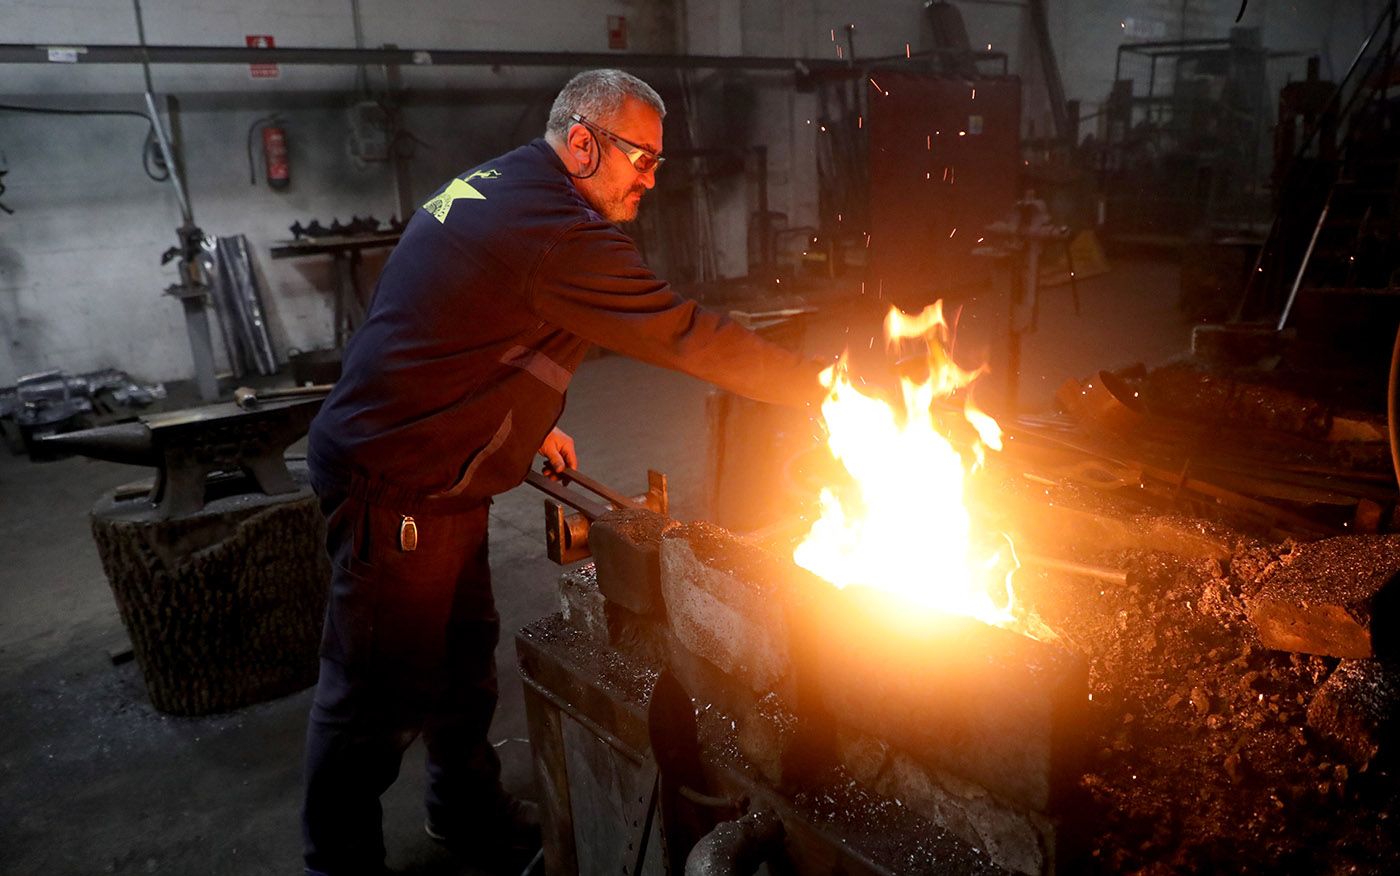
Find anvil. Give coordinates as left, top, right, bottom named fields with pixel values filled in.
left=42, top=397, right=322, bottom=519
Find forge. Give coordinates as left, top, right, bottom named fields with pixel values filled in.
left=522, top=406, right=1400, bottom=876
left=520, top=508, right=1088, bottom=876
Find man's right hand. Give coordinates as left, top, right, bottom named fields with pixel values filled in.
left=537, top=427, right=578, bottom=482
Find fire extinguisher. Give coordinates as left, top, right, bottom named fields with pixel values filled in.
left=262, top=125, right=290, bottom=190
left=248, top=115, right=290, bottom=189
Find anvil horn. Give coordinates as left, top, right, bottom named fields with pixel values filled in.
left=40, top=423, right=158, bottom=467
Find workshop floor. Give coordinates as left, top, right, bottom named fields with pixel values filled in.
left=0, top=256, right=1190, bottom=875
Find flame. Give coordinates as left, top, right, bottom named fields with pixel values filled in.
left=794, top=302, right=1017, bottom=625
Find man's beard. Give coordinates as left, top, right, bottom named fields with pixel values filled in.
left=598, top=185, right=645, bottom=223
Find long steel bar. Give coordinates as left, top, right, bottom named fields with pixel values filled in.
left=0, top=42, right=1005, bottom=73
left=1019, top=551, right=1128, bottom=585
left=1277, top=198, right=1329, bottom=330
left=557, top=467, right=645, bottom=511
left=523, top=471, right=612, bottom=521
left=132, top=2, right=192, bottom=224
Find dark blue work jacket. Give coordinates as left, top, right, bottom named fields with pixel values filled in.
left=307, top=139, right=818, bottom=513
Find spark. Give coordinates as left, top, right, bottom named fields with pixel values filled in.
left=971, top=88, right=976, bottom=99
left=831, top=28, right=836, bottom=41
left=959, top=130, right=966, bottom=136
left=857, top=115, right=863, bottom=128
left=986, top=42, right=992, bottom=50
left=976, top=236, right=984, bottom=243
left=949, top=228, right=957, bottom=238
left=868, top=76, right=888, bottom=96
left=905, top=42, right=911, bottom=58
left=927, top=134, right=931, bottom=149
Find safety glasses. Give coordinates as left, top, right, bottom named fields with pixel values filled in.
left=570, top=112, right=665, bottom=174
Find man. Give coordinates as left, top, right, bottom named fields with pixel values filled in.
left=301, top=69, right=822, bottom=875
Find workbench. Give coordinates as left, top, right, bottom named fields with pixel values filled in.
left=270, top=232, right=401, bottom=346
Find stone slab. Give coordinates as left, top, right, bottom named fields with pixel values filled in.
left=838, top=727, right=1061, bottom=875
left=661, top=521, right=1087, bottom=814
left=1247, top=535, right=1400, bottom=658
left=798, top=585, right=1089, bottom=814
left=659, top=522, right=812, bottom=702
left=1307, top=658, right=1400, bottom=769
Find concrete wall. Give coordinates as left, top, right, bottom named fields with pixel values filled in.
left=0, top=0, right=679, bottom=386
left=0, top=0, right=1378, bottom=386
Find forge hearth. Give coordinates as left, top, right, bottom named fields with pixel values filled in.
left=522, top=511, right=1087, bottom=875
left=522, top=484, right=1400, bottom=874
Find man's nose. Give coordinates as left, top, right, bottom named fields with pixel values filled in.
left=639, top=167, right=657, bottom=190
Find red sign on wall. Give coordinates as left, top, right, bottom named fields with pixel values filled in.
left=607, top=16, right=627, bottom=50
left=246, top=35, right=279, bottom=79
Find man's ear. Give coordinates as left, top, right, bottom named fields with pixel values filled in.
left=566, top=124, right=594, bottom=168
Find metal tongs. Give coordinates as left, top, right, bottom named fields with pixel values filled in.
left=523, top=465, right=668, bottom=563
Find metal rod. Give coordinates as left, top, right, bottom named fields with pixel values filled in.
left=0, top=42, right=1005, bottom=73
left=523, top=471, right=611, bottom=521
left=132, top=1, right=193, bottom=225
left=1019, top=551, right=1129, bottom=585
left=0, top=43, right=839, bottom=70
left=141, top=93, right=192, bottom=224
left=130, top=0, right=156, bottom=94
left=558, top=467, right=645, bottom=511
left=1277, top=199, right=1328, bottom=330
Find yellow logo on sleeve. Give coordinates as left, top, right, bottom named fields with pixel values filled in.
left=423, top=169, right=502, bottom=223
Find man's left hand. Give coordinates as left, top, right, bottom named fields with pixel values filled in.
left=538, top=427, right=578, bottom=481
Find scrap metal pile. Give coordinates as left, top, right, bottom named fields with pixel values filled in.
left=979, top=360, right=1400, bottom=872
left=0, top=368, right=165, bottom=457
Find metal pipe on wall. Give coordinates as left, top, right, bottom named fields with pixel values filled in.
left=0, top=42, right=1008, bottom=74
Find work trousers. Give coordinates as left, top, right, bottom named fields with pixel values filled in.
left=303, top=493, right=502, bottom=876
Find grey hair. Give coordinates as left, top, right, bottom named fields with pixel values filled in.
left=545, top=69, right=665, bottom=141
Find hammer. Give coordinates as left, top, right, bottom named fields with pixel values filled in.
left=233, top=383, right=334, bottom=409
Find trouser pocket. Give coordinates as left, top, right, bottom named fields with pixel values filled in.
left=317, top=495, right=493, bottom=699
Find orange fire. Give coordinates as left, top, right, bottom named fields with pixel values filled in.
left=794, top=302, right=1017, bottom=626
